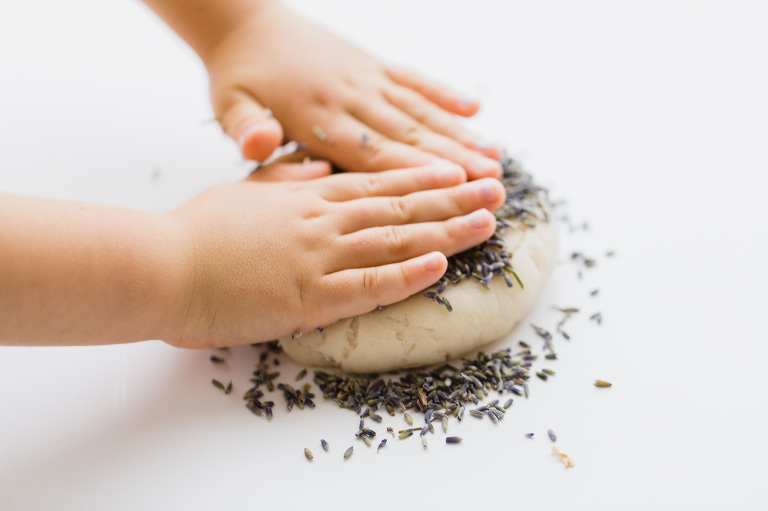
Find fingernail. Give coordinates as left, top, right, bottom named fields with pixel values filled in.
left=458, top=96, right=478, bottom=108
left=422, top=252, right=443, bottom=271
left=473, top=140, right=496, bottom=151
left=239, top=122, right=265, bottom=148
left=467, top=209, right=491, bottom=229
left=476, top=180, right=499, bottom=202
left=468, top=156, right=502, bottom=178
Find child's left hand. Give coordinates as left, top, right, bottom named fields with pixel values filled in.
left=201, top=2, right=502, bottom=179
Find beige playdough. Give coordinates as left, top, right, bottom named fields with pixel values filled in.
left=281, top=158, right=557, bottom=373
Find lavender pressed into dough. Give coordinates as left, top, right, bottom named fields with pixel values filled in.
left=280, top=157, right=557, bottom=373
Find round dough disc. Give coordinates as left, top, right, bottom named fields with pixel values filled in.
left=280, top=213, right=557, bottom=373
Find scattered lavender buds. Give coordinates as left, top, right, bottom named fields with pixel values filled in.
left=398, top=429, right=414, bottom=440
left=531, top=325, right=554, bottom=352
left=211, top=379, right=231, bottom=394
left=204, top=151, right=615, bottom=465
left=313, top=348, right=532, bottom=418
left=548, top=429, right=558, bottom=442
left=554, top=307, right=579, bottom=339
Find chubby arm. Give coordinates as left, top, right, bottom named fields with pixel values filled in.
left=140, top=0, right=266, bottom=62
left=0, top=193, right=189, bottom=346
left=0, top=162, right=504, bottom=348
left=141, top=0, right=501, bottom=178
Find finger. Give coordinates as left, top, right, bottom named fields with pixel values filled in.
left=384, top=65, right=480, bottom=117
left=318, top=251, right=448, bottom=320
left=338, top=178, right=505, bottom=233
left=318, top=162, right=466, bottom=202
left=215, top=89, right=284, bottom=161
left=247, top=160, right=333, bottom=183
left=332, top=208, right=497, bottom=270
left=383, top=85, right=501, bottom=159
left=294, top=108, right=441, bottom=173
left=351, top=101, right=502, bottom=180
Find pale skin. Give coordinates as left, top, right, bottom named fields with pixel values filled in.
left=0, top=0, right=508, bottom=348
left=0, top=162, right=505, bottom=348
left=141, top=0, right=503, bottom=178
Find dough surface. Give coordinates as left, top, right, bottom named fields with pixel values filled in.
left=281, top=158, right=557, bottom=373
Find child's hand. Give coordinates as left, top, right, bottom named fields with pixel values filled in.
left=168, top=161, right=505, bottom=348
left=202, top=2, right=502, bottom=179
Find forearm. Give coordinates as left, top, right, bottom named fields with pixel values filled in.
left=140, top=0, right=282, bottom=64
left=0, top=194, right=189, bottom=346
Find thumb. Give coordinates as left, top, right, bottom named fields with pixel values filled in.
left=217, top=91, right=284, bottom=161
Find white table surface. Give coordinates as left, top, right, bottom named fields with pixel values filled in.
left=1, top=1, right=767, bottom=509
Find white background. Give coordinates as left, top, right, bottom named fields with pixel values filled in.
left=1, top=0, right=767, bottom=509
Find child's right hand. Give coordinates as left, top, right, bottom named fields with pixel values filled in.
left=167, top=161, right=505, bottom=349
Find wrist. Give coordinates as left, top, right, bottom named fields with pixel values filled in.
left=198, top=0, right=288, bottom=69
left=142, top=0, right=284, bottom=67
left=148, top=214, right=199, bottom=347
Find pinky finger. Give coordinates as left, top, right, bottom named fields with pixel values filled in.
left=384, top=66, right=480, bottom=117
left=322, top=251, right=447, bottom=319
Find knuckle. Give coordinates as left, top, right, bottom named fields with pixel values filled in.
left=356, top=138, right=386, bottom=172
left=445, top=186, right=465, bottom=214
left=298, top=278, right=323, bottom=329
left=398, top=262, right=415, bottom=288
left=409, top=106, right=431, bottom=126
left=361, top=173, right=386, bottom=196
left=444, top=218, right=464, bottom=244
left=401, top=124, right=426, bottom=145
left=383, top=65, right=407, bottom=84
left=217, top=100, right=255, bottom=139
left=361, top=267, right=381, bottom=296
left=387, top=196, right=413, bottom=223
left=382, top=224, right=412, bottom=256
left=216, top=109, right=239, bottom=139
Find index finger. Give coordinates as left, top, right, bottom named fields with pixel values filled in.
left=318, top=162, right=467, bottom=202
